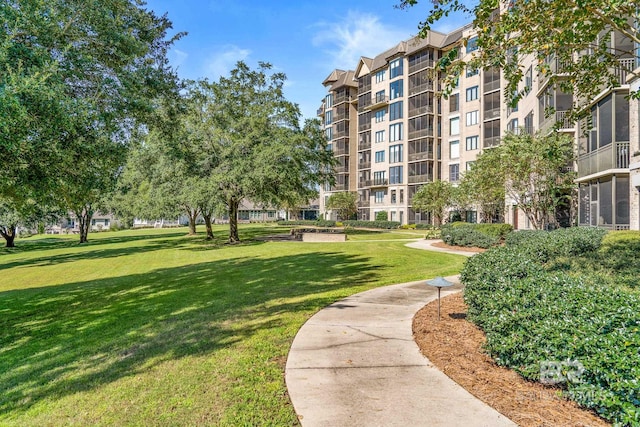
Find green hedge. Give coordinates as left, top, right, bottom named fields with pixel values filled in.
left=440, top=222, right=513, bottom=248
left=342, top=220, right=401, bottom=229
left=278, top=220, right=337, bottom=227
left=462, top=227, right=640, bottom=424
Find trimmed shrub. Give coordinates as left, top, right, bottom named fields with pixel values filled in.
left=441, top=223, right=502, bottom=248
left=341, top=220, right=400, bottom=229
left=462, top=227, right=640, bottom=424
left=375, top=211, right=388, bottom=221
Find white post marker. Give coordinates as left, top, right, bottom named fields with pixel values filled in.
left=425, top=276, right=454, bottom=321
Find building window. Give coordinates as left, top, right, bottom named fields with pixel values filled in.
left=325, top=110, right=332, bottom=125
left=400, top=189, right=404, bottom=203
left=524, top=66, right=532, bottom=93
left=390, top=123, right=403, bottom=141
left=374, top=171, right=387, bottom=185
left=389, top=101, right=403, bottom=121
left=449, top=93, right=459, bottom=113
left=390, top=80, right=403, bottom=99
left=390, top=58, right=403, bottom=78
left=389, top=166, right=403, bottom=184
left=466, top=161, right=475, bottom=171
left=507, top=118, right=519, bottom=133
left=391, top=190, right=397, bottom=204
left=449, top=140, right=460, bottom=159
left=466, top=135, right=479, bottom=151
left=375, top=69, right=386, bottom=83
left=466, top=86, right=478, bottom=102
left=466, top=67, right=479, bottom=77
left=375, top=150, right=385, bottom=163
left=375, top=90, right=385, bottom=103
left=325, top=93, right=333, bottom=108
left=449, top=164, right=460, bottom=182
left=389, top=144, right=403, bottom=163
left=375, top=190, right=385, bottom=203
left=449, top=117, right=460, bottom=135
left=325, top=127, right=332, bottom=140
left=375, top=130, right=385, bottom=143
left=375, top=109, right=386, bottom=123
left=466, top=110, right=479, bottom=126
left=466, top=36, right=479, bottom=53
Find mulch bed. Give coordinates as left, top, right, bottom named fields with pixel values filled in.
left=413, top=293, right=610, bottom=427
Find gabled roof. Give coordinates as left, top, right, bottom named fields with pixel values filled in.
left=355, top=57, right=373, bottom=79
left=322, top=69, right=346, bottom=86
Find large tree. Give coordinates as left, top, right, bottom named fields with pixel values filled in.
left=459, top=154, right=506, bottom=223
left=471, top=132, right=575, bottom=229
left=1, top=0, right=182, bottom=243
left=326, top=192, right=358, bottom=221
left=399, top=0, right=640, bottom=107
left=207, top=62, right=335, bottom=243
left=412, top=180, right=454, bottom=226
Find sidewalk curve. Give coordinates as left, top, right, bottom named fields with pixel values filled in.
left=285, top=240, right=516, bottom=427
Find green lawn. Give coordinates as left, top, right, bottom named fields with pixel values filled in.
left=0, top=225, right=465, bottom=426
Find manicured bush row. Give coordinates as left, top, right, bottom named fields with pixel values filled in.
left=341, top=220, right=401, bottom=229
left=462, top=227, right=640, bottom=424
left=278, top=220, right=337, bottom=227
left=440, top=222, right=513, bottom=248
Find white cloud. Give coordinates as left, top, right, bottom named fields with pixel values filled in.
left=312, top=11, right=413, bottom=70
left=169, top=49, right=189, bottom=69
left=204, top=45, right=251, bottom=80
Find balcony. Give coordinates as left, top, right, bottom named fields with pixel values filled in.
left=334, top=94, right=352, bottom=105
left=408, top=82, right=433, bottom=96
left=408, top=151, right=434, bottom=162
left=483, top=80, right=500, bottom=93
left=359, top=199, right=370, bottom=208
left=483, top=136, right=500, bottom=148
left=408, top=59, right=434, bottom=74
left=368, top=95, right=389, bottom=111
left=408, top=128, right=434, bottom=140
left=331, top=183, right=349, bottom=191
left=358, top=122, right=371, bottom=132
left=359, top=179, right=372, bottom=188
left=334, top=128, right=349, bottom=138
left=358, top=161, right=371, bottom=170
left=333, top=147, right=349, bottom=156
left=539, top=56, right=572, bottom=86
left=317, top=107, right=324, bottom=117
left=408, top=105, right=433, bottom=117
left=577, top=141, right=630, bottom=178
left=334, top=165, right=349, bottom=174
left=372, top=179, right=388, bottom=187
left=539, top=110, right=574, bottom=134
left=358, top=140, right=371, bottom=151
left=484, top=108, right=500, bottom=120
left=408, top=174, right=432, bottom=184
left=615, top=58, right=637, bottom=85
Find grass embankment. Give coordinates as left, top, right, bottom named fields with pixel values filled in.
left=0, top=225, right=464, bottom=426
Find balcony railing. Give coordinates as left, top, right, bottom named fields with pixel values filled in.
left=408, top=151, right=434, bottom=162
left=359, top=199, right=370, bottom=207
left=483, top=136, right=500, bottom=148
left=408, top=82, right=433, bottom=95
left=539, top=110, right=574, bottom=134
left=333, top=147, right=349, bottom=156
left=372, top=179, right=388, bottom=187
left=577, top=141, right=630, bottom=178
left=359, top=179, right=372, bottom=188
left=334, top=129, right=349, bottom=138
left=408, top=128, right=434, bottom=139
left=615, top=58, right=637, bottom=85
left=484, top=108, right=500, bottom=120
left=334, top=94, right=352, bottom=105
left=483, top=79, right=500, bottom=93
left=358, top=161, right=371, bottom=169
left=317, top=107, right=324, bottom=117
left=369, top=95, right=389, bottom=110
left=408, top=59, right=434, bottom=74
left=408, top=174, right=432, bottom=184
left=331, top=183, right=349, bottom=191
left=334, top=165, right=349, bottom=174
left=408, top=105, right=433, bottom=117
left=358, top=141, right=371, bottom=151
left=358, top=122, right=371, bottom=132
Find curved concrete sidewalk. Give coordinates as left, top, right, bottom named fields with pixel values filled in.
left=285, top=240, right=515, bottom=427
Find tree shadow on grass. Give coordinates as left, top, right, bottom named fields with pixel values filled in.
left=0, top=251, right=377, bottom=417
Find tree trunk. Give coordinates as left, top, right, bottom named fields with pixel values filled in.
left=0, top=225, right=17, bottom=248
left=228, top=199, right=240, bottom=243
left=76, top=205, right=93, bottom=244
left=186, top=207, right=199, bottom=235
left=203, top=211, right=215, bottom=240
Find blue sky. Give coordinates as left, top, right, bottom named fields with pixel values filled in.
left=144, top=0, right=471, bottom=121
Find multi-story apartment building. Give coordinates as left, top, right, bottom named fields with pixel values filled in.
left=319, top=25, right=638, bottom=230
